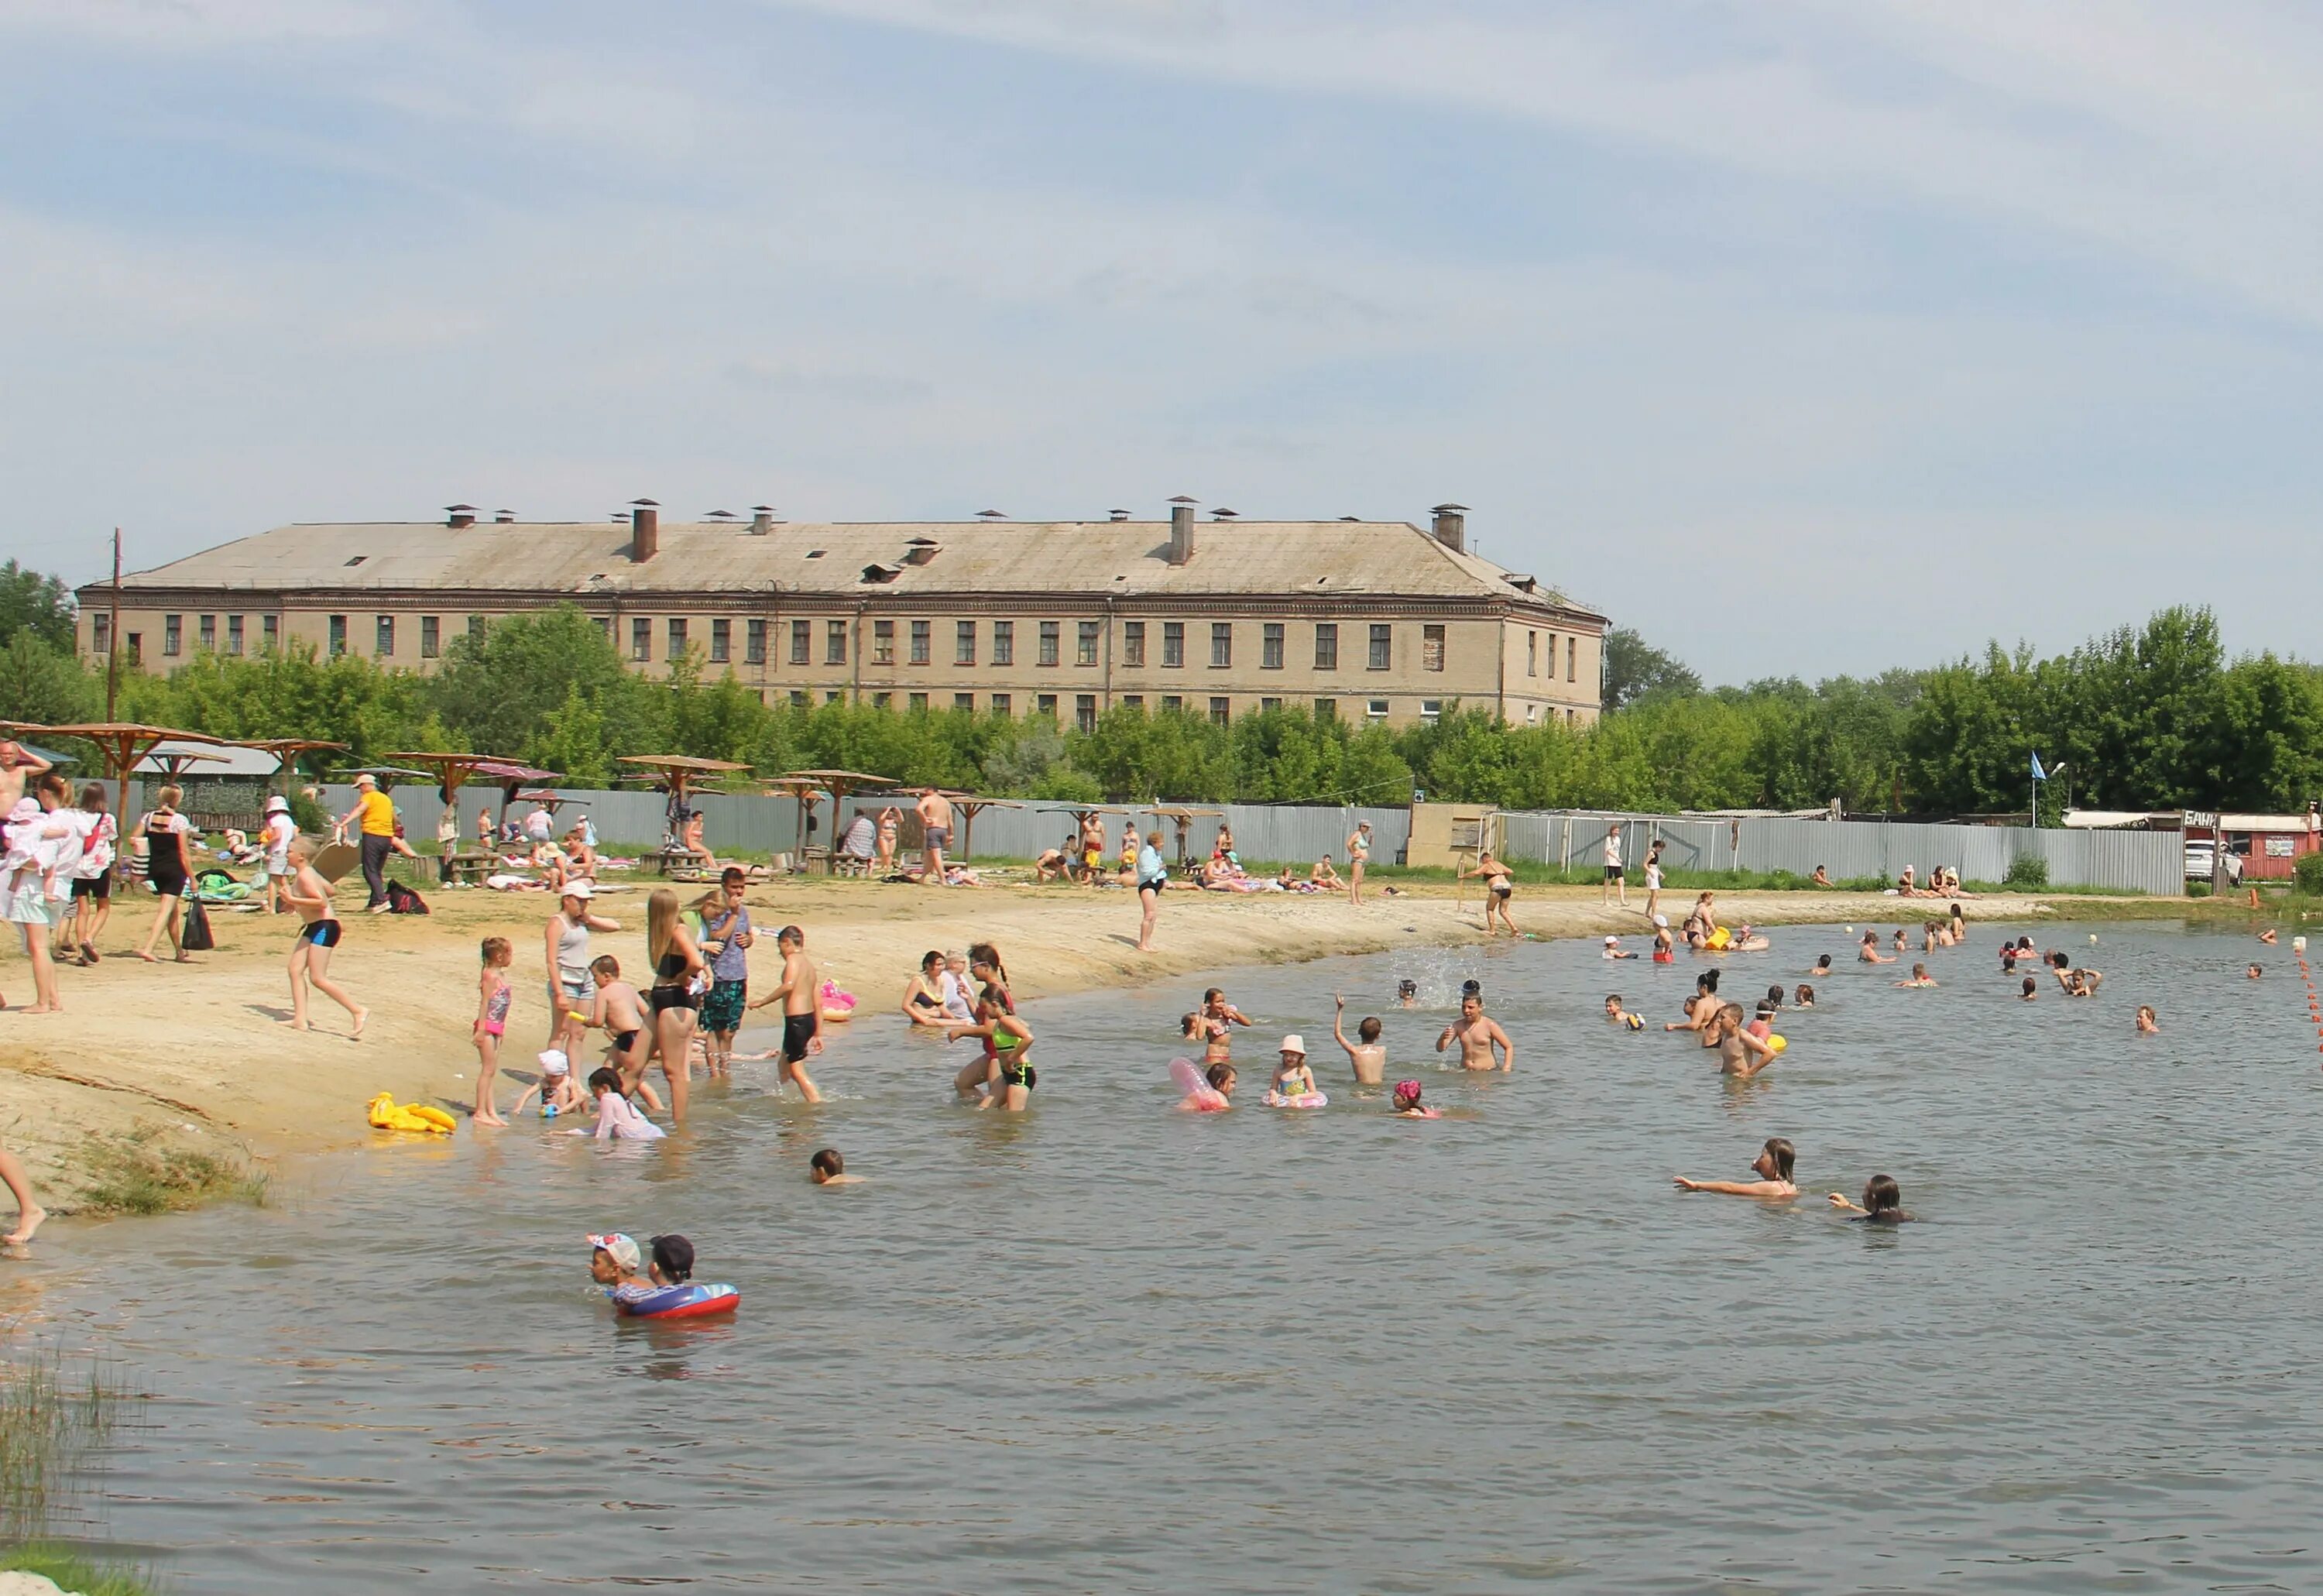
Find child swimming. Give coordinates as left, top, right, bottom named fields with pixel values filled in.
left=2020, top=976, right=2038, bottom=1001
left=1807, top=953, right=1833, bottom=978
left=649, top=1233, right=695, bottom=1285
left=588, top=1232, right=657, bottom=1306
left=1172, top=1059, right=1235, bottom=1112
left=809, top=1147, right=863, bottom=1185
left=1389, top=1079, right=1439, bottom=1118
left=1828, top=1175, right=1913, bottom=1223
left=1604, top=994, right=1645, bottom=1030
left=2248, top=963, right=2263, bottom=980
left=1332, top=995, right=1387, bottom=1084
left=1793, top=984, right=1816, bottom=1007
left=1266, top=1035, right=1325, bottom=1107
left=1895, top=963, right=1937, bottom=988
left=1673, top=1137, right=1796, bottom=1198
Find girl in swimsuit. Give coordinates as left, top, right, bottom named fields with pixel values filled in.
left=641, top=887, right=702, bottom=1123
left=471, top=935, right=514, bottom=1125
left=946, top=956, right=1035, bottom=1110
left=901, top=949, right=951, bottom=1025
left=1829, top=1175, right=1914, bottom=1223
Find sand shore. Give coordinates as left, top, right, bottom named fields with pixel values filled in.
left=3, top=877, right=2093, bottom=1211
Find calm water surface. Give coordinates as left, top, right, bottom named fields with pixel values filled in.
left=11, top=921, right=2323, bottom=1592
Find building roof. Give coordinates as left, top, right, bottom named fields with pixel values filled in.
left=94, top=519, right=1604, bottom=619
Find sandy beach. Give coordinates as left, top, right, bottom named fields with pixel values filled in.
left=2, top=877, right=2087, bottom=1210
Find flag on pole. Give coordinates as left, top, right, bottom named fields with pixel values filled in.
left=2030, top=753, right=2047, bottom=781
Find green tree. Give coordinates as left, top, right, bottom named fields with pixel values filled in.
left=426, top=606, right=634, bottom=761
left=0, top=562, right=77, bottom=651
left=532, top=685, right=612, bottom=787
left=1601, top=626, right=1702, bottom=712
left=0, top=635, right=98, bottom=726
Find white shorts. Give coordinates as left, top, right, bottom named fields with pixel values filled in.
left=8, top=884, right=50, bottom=926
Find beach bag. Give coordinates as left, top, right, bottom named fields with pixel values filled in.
left=180, top=897, right=216, bottom=952
left=385, top=879, right=431, bottom=916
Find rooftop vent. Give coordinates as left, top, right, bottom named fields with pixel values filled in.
left=976, top=509, right=1007, bottom=520
left=345, top=555, right=367, bottom=567
left=1108, top=509, right=1131, bottom=521
left=750, top=505, right=777, bottom=535
left=493, top=509, right=515, bottom=524
left=630, top=497, right=661, bottom=563
left=860, top=562, right=903, bottom=584
left=1167, top=495, right=1199, bottom=505
left=1431, top=502, right=1469, bottom=554
left=705, top=509, right=736, bottom=522
left=1211, top=507, right=1240, bottom=520
left=903, top=537, right=941, bottom=567
left=1168, top=503, right=1196, bottom=567
left=805, top=549, right=826, bottom=559
left=445, top=503, right=477, bottom=529
left=1338, top=515, right=1361, bottom=521
left=1507, top=575, right=1538, bottom=593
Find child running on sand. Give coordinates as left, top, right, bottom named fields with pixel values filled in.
left=471, top=936, right=514, bottom=1125
left=282, top=837, right=366, bottom=1038
left=1389, top=1079, right=1439, bottom=1118
left=1828, top=1176, right=1914, bottom=1223
left=588, top=1066, right=666, bottom=1141
left=1673, top=1137, right=1797, bottom=1198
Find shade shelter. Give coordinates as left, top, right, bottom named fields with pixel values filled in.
left=238, top=739, right=348, bottom=795
left=616, top=754, right=749, bottom=837
left=1148, top=805, right=1227, bottom=867
left=132, top=744, right=235, bottom=782
left=760, top=777, right=828, bottom=863
left=380, top=753, right=561, bottom=832
left=0, top=722, right=226, bottom=839
left=774, top=769, right=897, bottom=870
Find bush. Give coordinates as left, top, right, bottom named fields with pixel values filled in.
left=2186, top=881, right=2211, bottom=898
left=2002, top=853, right=2050, bottom=889
left=2295, top=852, right=2323, bottom=897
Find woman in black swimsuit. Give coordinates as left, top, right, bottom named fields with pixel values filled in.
left=901, top=949, right=950, bottom=1027
left=641, top=888, right=703, bottom=1124
left=134, top=784, right=195, bottom=963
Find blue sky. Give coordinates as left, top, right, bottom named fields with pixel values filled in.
left=6, top=0, right=2321, bottom=681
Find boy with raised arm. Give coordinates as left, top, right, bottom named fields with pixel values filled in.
left=1436, top=991, right=1513, bottom=1073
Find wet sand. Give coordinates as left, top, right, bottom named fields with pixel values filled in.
left=2, top=877, right=2080, bottom=1209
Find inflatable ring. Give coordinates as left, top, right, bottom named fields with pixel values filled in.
left=617, top=1283, right=739, bottom=1320
left=1263, top=1090, right=1329, bottom=1109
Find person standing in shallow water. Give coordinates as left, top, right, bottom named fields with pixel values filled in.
left=1437, top=992, right=1513, bottom=1072
left=748, top=925, right=825, bottom=1103
left=1332, top=994, right=1386, bottom=1085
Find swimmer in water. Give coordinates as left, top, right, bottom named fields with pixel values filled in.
left=1666, top=973, right=1722, bottom=1034
left=1890, top=928, right=1908, bottom=952
left=1436, top=991, right=1513, bottom=1073
left=1794, top=983, right=1815, bottom=1007
left=1895, top=963, right=1937, bottom=989
left=1199, top=987, right=1253, bottom=1054
left=2247, top=963, right=2263, bottom=980
left=1331, top=994, right=1386, bottom=1085
left=2135, top=1004, right=2159, bottom=1034
left=1709, top=1003, right=1777, bottom=1078
left=1604, top=994, right=1645, bottom=1029
left=1268, top=1035, right=1319, bottom=1102
left=1603, top=935, right=1637, bottom=961
left=1673, top=1137, right=1797, bottom=1199
left=810, top=1147, right=863, bottom=1185
left=2258, top=928, right=2278, bottom=946
left=1177, top=1061, right=1235, bottom=1111
left=1807, top=953, right=1833, bottom=978
left=1764, top=983, right=1785, bottom=1010
left=1390, top=1079, right=1439, bottom=1118
left=1828, top=1175, right=1913, bottom=1223
left=1858, top=930, right=1895, bottom=965
left=2021, top=976, right=2038, bottom=1001
left=1396, top=979, right=1419, bottom=1008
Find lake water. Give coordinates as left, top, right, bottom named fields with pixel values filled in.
left=12, top=920, right=2323, bottom=1592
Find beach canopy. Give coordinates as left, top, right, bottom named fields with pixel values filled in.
left=0, top=722, right=228, bottom=821
left=381, top=752, right=561, bottom=802
left=237, top=738, right=348, bottom=788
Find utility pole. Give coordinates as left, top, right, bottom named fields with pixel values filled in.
left=105, top=527, right=122, bottom=722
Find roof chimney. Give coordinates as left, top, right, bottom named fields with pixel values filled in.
left=1168, top=502, right=1196, bottom=566
left=1431, top=502, right=1469, bottom=554
left=445, top=503, right=477, bottom=529
left=750, top=505, right=775, bottom=535
left=492, top=509, right=515, bottom=524
left=630, top=498, right=661, bottom=562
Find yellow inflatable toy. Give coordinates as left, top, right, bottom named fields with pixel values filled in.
left=1768, top=1035, right=1788, bottom=1054
left=367, top=1092, right=456, bottom=1135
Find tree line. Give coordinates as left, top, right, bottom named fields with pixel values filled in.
left=3, top=568, right=2316, bottom=815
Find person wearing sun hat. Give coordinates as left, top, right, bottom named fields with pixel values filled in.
left=1268, top=1033, right=1319, bottom=1103
left=1604, top=934, right=1638, bottom=961
left=260, top=793, right=299, bottom=915
left=1650, top=914, right=1676, bottom=963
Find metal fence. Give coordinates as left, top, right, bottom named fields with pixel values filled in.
left=126, top=781, right=2179, bottom=891
left=1510, top=811, right=2185, bottom=895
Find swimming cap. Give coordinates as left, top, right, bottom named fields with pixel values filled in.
left=1391, top=1079, right=1421, bottom=1105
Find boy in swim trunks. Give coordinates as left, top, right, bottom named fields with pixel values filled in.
left=577, top=955, right=664, bottom=1112
left=1330, top=994, right=1387, bottom=1084
left=1436, top=993, right=1513, bottom=1072
left=282, top=837, right=365, bottom=1038
left=747, top=925, right=825, bottom=1102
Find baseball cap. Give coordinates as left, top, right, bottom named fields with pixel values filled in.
left=353, top=772, right=376, bottom=787
left=538, top=1049, right=570, bottom=1076
left=588, top=1233, right=641, bottom=1272
left=561, top=880, right=594, bottom=900
left=1279, top=1034, right=1306, bottom=1055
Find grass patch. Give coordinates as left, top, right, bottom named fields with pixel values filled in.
left=0, top=1544, right=159, bottom=1596
left=0, top=1351, right=126, bottom=1549
left=74, top=1127, right=268, bottom=1218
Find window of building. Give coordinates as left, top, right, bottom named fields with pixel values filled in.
left=594, top=616, right=611, bottom=644
left=163, top=614, right=182, bottom=657
left=263, top=614, right=279, bottom=649
left=826, top=620, right=848, bottom=665
left=1076, top=693, right=1096, bottom=733
left=631, top=618, right=650, bottom=661
left=991, top=692, right=1011, bottom=716
left=1528, top=630, right=1539, bottom=677
left=1314, top=698, right=1335, bottom=721
left=910, top=620, right=931, bottom=664
left=746, top=619, right=767, bottom=664
left=710, top=619, right=730, bottom=662
left=1162, top=695, right=1183, bottom=712
left=1038, top=620, right=1061, bottom=666
left=791, top=690, right=809, bottom=707
left=420, top=616, right=439, bottom=659
left=1422, top=624, right=1445, bottom=672
left=956, top=620, right=976, bottom=665
left=1368, top=623, right=1391, bottom=670
left=1162, top=621, right=1185, bottom=668
left=91, top=614, right=112, bottom=653
left=1366, top=698, right=1389, bottom=720
left=1567, top=636, right=1577, bottom=681
left=1036, top=693, right=1058, bottom=718
left=873, top=619, right=895, bottom=664
left=1261, top=623, right=1284, bottom=670
left=1209, top=695, right=1230, bottom=725
left=376, top=615, right=395, bottom=657
left=1525, top=704, right=1539, bottom=723
left=1420, top=698, right=1443, bottom=723
left=326, top=615, right=345, bottom=657
left=225, top=615, right=244, bottom=656
left=909, top=692, right=928, bottom=712
left=1122, top=620, right=1146, bottom=667
left=1314, top=623, right=1337, bottom=671
left=1261, top=697, right=1282, bottom=712
left=785, top=620, right=806, bottom=665
left=873, top=692, right=891, bottom=709
left=954, top=692, right=976, bottom=712
left=197, top=614, right=215, bottom=651
left=125, top=632, right=142, bottom=665
left=826, top=690, right=845, bottom=704
left=1121, top=694, right=1144, bottom=710
left=1077, top=620, right=1100, bottom=667
left=993, top=621, right=1014, bottom=666
left=468, top=615, right=486, bottom=641
left=1210, top=623, right=1232, bottom=668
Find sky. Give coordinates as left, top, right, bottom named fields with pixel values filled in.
left=6, top=0, right=2322, bottom=683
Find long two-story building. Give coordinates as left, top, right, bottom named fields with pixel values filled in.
left=76, top=503, right=1607, bottom=729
